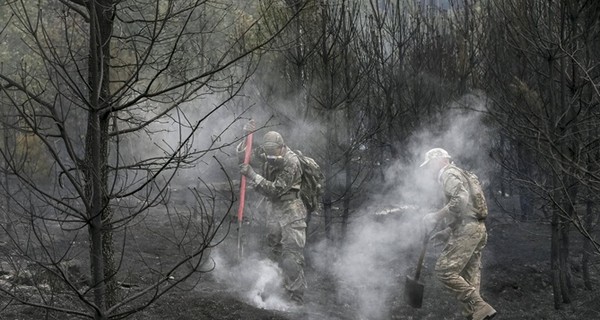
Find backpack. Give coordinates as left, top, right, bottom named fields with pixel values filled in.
left=295, top=150, right=325, bottom=215
left=457, top=168, right=488, bottom=220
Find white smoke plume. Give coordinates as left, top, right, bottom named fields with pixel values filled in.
left=211, top=250, right=298, bottom=312
left=306, top=92, right=494, bottom=319
left=124, top=75, right=493, bottom=319
left=204, top=92, right=494, bottom=319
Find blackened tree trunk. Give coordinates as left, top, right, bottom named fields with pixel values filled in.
left=558, top=213, right=572, bottom=303
left=550, top=208, right=562, bottom=309
left=86, top=1, right=118, bottom=315
left=516, top=143, right=534, bottom=220
left=323, top=111, right=334, bottom=241
left=582, top=199, right=594, bottom=290
left=1, top=122, right=11, bottom=239
left=1, top=1, right=292, bottom=319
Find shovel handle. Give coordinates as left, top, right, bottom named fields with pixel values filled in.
left=413, top=231, right=430, bottom=280
left=237, top=131, right=253, bottom=260
left=237, top=132, right=253, bottom=221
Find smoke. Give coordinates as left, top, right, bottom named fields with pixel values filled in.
left=115, top=94, right=255, bottom=190
left=202, top=92, right=493, bottom=319
left=328, top=211, right=423, bottom=319
left=125, top=82, right=493, bottom=318
left=120, top=46, right=494, bottom=317
left=407, top=92, right=494, bottom=178
left=305, top=92, right=494, bottom=319
left=211, top=250, right=298, bottom=311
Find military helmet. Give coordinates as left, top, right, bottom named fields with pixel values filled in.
left=262, top=131, right=284, bottom=153
left=419, top=148, right=451, bottom=167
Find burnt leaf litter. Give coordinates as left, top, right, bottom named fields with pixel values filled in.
left=1, top=195, right=599, bottom=320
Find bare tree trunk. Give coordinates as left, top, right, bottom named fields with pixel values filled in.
left=557, top=1, right=575, bottom=302
left=1, top=122, right=11, bottom=240
left=341, top=158, right=351, bottom=240
left=86, top=2, right=118, bottom=316
left=341, top=105, right=351, bottom=239
left=582, top=199, right=594, bottom=290
left=550, top=208, right=562, bottom=309
left=559, top=214, right=572, bottom=303
left=516, top=143, right=533, bottom=220
left=341, top=4, right=352, bottom=241
left=323, top=111, right=334, bottom=242
left=319, top=0, right=335, bottom=242
left=499, top=134, right=506, bottom=197
left=86, top=112, right=108, bottom=320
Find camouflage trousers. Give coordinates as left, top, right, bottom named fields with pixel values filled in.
left=266, top=198, right=307, bottom=301
left=434, top=220, right=487, bottom=318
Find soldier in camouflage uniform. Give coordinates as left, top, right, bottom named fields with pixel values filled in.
left=238, top=125, right=307, bottom=305
left=420, top=148, right=496, bottom=320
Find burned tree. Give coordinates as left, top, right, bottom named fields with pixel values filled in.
left=482, top=0, right=600, bottom=309
left=0, top=1, right=291, bottom=319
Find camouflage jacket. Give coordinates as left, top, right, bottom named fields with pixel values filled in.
left=438, top=164, right=480, bottom=225
left=238, top=143, right=306, bottom=226
left=238, top=143, right=302, bottom=202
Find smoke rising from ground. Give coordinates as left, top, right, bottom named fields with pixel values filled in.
left=211, top=250, right=298, bottom=312
left=307, top=92, right=494, bottom=319
left=203, top=93, right=492, bottom=318
left=124, top=74, right=493, bottom=319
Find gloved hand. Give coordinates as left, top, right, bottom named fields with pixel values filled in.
left=430, top=227, right=451, bottom=247
left=243, top=119, right=256, bottom=133
left=240, top=163, right=257, bottom=180
left=240, top=163, right=265, bottom=185
left=422, top=211, right=441, bottom=233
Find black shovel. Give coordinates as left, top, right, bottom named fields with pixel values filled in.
left=405, top=230, right=430, bottom=308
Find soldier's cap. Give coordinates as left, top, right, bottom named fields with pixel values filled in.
left=419, top=148, right=451, bottom=167
left=262, top=131, right=284, bottom=150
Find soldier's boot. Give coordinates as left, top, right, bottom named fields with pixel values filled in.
left=471, top=300, right=496, bottom=320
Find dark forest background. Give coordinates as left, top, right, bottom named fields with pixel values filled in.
left=0, top=1, right=599, bottom=319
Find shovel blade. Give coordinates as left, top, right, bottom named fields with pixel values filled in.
left=404, top=275, right=424, bottom=308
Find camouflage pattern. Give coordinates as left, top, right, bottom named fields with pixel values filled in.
left=255, top=148, right=303, bottom=208
left=265, top=198, right=307, bottom=299
left=239, top=144, right=307, bottom=301
left=434, top=164, right=490, bottom=318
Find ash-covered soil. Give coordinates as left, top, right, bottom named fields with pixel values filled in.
left=2, top=194, right=599, bottom=320
left=131, top=204, right=600, bottom=320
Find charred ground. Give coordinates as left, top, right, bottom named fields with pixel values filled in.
left=128, top=207, right=600, bottom=320
left=1, top=193, right=599, bottom=320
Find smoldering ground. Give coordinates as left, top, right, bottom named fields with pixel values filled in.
left=305, top=92, right=495, bottom=320
left=124, top=86, right=494, bottom=319
left=211, top=251, right=295, bottom=312
left=207, top=94, right=491, bottom=318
